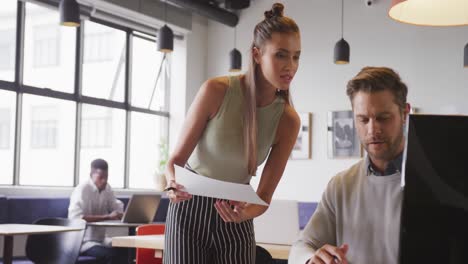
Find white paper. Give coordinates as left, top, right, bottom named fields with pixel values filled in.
left=175, top=165, right=268, bottom=206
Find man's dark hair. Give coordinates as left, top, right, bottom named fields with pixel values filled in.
left=346, top=66, right=408, bottom=111
left=91, top=159, right=108, bottom=171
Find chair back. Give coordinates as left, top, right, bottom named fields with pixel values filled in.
left=256, top=245, right=274, bottom=264
left=135, top=224, right=165, bottom=264
left=26, top=217, right=86, bottom=264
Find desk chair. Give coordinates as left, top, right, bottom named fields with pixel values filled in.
left=255, top=245, right=274, bottom=264
left=135, top=224, right=165, bottom=264
left=25, top=217, right=86, bottom=264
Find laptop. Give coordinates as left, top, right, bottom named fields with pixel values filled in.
left=120, top=193, right=161, bottom=224
left=253, top=200, right=300, bottom=245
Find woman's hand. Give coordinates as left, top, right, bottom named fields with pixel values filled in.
left=214, top=200, right=248, bottom=223
left=165, top=180, right=192, bottom=203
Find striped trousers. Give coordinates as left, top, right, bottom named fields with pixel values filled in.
left=164, top=195, right=256, bottom=264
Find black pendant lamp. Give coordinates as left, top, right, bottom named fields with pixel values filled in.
left=334, top=0, right=349, bottom=64
left=59, top=0, right=80, bottom=27
left=158, top=1, right=174, bottom=53
left=229, top=27, right=242, bottom=72
left=464, top=42, right=468, bottom=68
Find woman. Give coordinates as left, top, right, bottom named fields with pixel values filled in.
left=164, top=3, right=301, bottom=263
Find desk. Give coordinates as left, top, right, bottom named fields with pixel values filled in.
left=88, top=221, right=165, bottom=263
left=112, top=235, right=291, bottom=260
left=87, top=221, right=165, bottom=234
left=87, top=221, right=151, bottom=228
left=0, top=224, right=83, bottom=264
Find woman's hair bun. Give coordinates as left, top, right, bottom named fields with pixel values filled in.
left=264, top=3, right=284, bottom=19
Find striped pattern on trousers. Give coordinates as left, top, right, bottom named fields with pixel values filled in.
left=163, top=195, right=256, bottom=264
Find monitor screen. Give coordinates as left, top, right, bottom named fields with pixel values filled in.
left=400, top=114, right=468, bottom=264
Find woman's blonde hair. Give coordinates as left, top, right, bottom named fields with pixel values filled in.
left=244, top=3, right=299, bottom=175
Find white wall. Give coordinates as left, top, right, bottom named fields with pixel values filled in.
left=204, top=0, right=468, bottom=201
left=185, top=14, right=208, bottom=112
left=168, top=14, right=208, bottom=155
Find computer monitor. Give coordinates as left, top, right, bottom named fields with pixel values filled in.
left=399, top=114, right=468, bottom=264
left=121, top=194, right=161, bottom=223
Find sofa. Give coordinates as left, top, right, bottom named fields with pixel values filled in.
left=0, top=195, right=169, bottom=264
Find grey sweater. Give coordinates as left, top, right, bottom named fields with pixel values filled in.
left=289, top=160, right=403, bottom=264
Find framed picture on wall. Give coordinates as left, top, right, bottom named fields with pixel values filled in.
left=327, top=110, right=361, bottom=159
left=290, top=112, right=312, bottom=159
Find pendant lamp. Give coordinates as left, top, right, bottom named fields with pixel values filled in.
left=334, top=0, right=349, bottom=64
left=229, top=27, right=242, bottom=72
left=59, top=0, right=80, bottom=27
left=158, top=1, right=174, bottom=53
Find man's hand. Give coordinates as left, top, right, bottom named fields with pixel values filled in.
left=108, top=211, right=123, bottom=220
left=307, top=244, right=349, bottom=264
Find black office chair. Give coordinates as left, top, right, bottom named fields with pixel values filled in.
left=25, top=217, right=86, bottom=264
left=256, top=245, right=275, bottom=264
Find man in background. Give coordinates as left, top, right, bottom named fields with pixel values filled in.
left=68, top=158, right=127, bottom=264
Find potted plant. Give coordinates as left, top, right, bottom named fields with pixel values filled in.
left=154, top=138, right=168, bottom=191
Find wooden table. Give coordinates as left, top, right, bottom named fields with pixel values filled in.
left=87, top=221, right=154, bottom=228
left=0, top=224, right=83, bottom=264
left=112, top=234, right=291, bottom=260
left=87, top=221, right=165, bottom=263
left=87, top=221, right=165, bottom=234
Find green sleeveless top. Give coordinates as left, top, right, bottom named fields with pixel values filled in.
left=187, top=75, right=285, bottom=184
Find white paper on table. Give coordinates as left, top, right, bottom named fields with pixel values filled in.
left=174, top=165, right=268, bottom=206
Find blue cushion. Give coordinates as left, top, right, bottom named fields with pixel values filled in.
left=298, top=202, right=318, bottom=230
left=10, top=260, right=33, bottom=264
left=118, top=196, right=130, bottom=208
left=76, top=255, right=99, bottom=263
left=1, top=256, right=97, bottom=263
left=5, top=196, right=169, bottom=225
left=154, top=198, right=169, bottom=222
left=0, top=257, right=32, bottom=264
left=7, top=197, right=70, bottom=224
left=0, top=195, right=7, bottom=224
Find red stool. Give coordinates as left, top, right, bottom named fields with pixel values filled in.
left=135, top=224, right=165, bottom=264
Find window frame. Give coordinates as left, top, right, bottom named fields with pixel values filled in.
left=0, top=0, right=170, bottom=188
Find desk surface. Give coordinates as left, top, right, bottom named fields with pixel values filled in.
left=0, top=224, right=83, bottom=236
left=112, top=235, right=291, bottom=260
left=87, top=221, right=165, bottom=228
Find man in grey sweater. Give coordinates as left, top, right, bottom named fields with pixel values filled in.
left=289, top=67, right=411, bottom=264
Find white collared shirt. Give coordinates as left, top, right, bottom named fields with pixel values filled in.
left=68, top=179, right=124, bottom=252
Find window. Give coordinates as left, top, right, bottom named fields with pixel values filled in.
left=81, top=110, right=112, bottom=148
left=20, top=95, right=75, bottom=186
left=131, top=33, right=169, bottom=111
left=33, top=25, right=59, bottom=67
left=30, top=105, right=57, bottom=148
left=129, top=112, right=168, bottom=189
left=0, top=90, right=15, bottom=185
left=81, top=117, right=112, bottom=148
left=79, top=104, right=125, bottom=187
left=23, top=3, right=76, bottom=93
left=0, top=30, right=15, bottom=70
left=82, top=21, right=125, bottom=102
left=0, top=3, right=171, bottom=189
left=0, top=109, right=11, bottom=149
left=84, top=31, right=113, bottom=63
left=0, top=0, right=17, bottom=82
